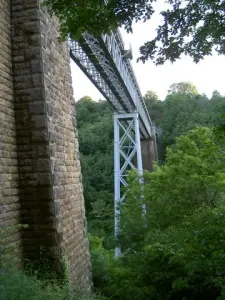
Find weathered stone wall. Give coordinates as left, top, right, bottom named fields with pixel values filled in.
left=0, top=0, right=92, bottom=291
left=11, top=0, right=52, bottom=263
left=40, top=6, right=92, bottom=288
left=0, top=0, right=21, bottom=249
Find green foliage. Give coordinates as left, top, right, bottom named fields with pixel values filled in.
left=44, top=0, right=153, bottom=39
left=145, top=83, right=225, bottom=157
left=0, top=226, right=102, bottom=300
left=89, top=126, right=225, bottom=299
left=0, top=266, right=102, bottom=300
left=162, top=91, right=206, bottom=147
left=168, top=82, right=199, bottom=96
left=116, top=206, right=225, bottom=300
left=76, top=98, right=114, bottom=245
left=88, top=234, right=114, bottom=290
left=75, top=89, right=225, bottom=299
left=143, top=90, right=164, bottom=126
left=0, top=224, right=28, bottom=268
left=44, top=0, right=225, bottom=64
left=24, top=247, right=69, bottom=287
left=120, top=127, right=225, bottom=249
left=139, top=0, right=225, bottom=64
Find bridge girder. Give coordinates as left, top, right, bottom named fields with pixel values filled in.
left=69, top=30, right=152, bottom=139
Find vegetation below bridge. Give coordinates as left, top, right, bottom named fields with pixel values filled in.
left=76, top=82, right=225, bottom=299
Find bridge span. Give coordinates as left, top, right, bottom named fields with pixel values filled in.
left=69, top=29, right=158, bottom=256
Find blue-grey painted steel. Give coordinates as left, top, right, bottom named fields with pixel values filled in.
left=69, top=30, right=152, bottom=139
left=113, top=113, right=143, bottom=257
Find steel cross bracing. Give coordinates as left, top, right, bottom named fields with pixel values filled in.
left=69, top=30, right=152, bottom=139
left=114, top=113, right=143, bottom=257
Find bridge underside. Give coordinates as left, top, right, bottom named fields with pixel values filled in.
left=70, top=29, right=158, bottom=257
left=69, top=32, right=152, bottom=139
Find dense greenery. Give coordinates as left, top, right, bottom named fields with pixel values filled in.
left=1, top=84, right=224, bottom=298
left=44, top=0, right=153, bottom=39
left=88, top=127, right=225, bottom=299
left=144, top=83, right=225, bottom=158
left=0, top=268, right=96, bottom=300
left=75, top=84, right=225, bottom=299
left=0, top=226, right=103, bottom=300
left=45, top=0, right=225, bottom=64
left=75, top=97, right=114, bottom=247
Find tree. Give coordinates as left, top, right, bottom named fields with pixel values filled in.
left=143, top=90, right=163, bottom=125
left=75, top=97, right=114, bottom=244
left=44, top=0, right=153, bottom=39
left=91, top=127, right=225, bottom=300
left=119, top=127, right=225, bottom=251
left=45, top=0, right=225, bottom=64
left=139, top=0, right=225, bottom=64
left=144, top=90, right=159, bottom=101
left=161, top=91, right=208, bottom=149
left=143, top=84, right=224, bottom=161
left=168, top=82, right=199, bottom=96
left=212, top=90, right=222, bottom=99
left=117, top=206, right=225, bottom=299
left=78, top=95, right=93, bottom=102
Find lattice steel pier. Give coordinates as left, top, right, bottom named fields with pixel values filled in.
left=114, top=113, right=143, bottom=257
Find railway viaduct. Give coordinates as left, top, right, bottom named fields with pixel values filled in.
left=0, top=0, right=157, bottom=291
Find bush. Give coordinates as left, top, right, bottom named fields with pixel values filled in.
left=0, top=266, right=106, bottom=300
left=0, top=226, right=104, bottom=300
left=89, top=127, right=225, bottom=300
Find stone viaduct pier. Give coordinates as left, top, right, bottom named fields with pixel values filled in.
left=0, top=0, right=91, bottom=290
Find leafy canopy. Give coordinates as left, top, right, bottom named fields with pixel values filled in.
left=44, top=0, right=153, bottom=39
left=44, top=0, right=225, bottom=64
left=89, top=126, right=225, bottom=299
left=144, top=82, right=225, bottom=156
left=119, top=127, right=225, bottom=251
left=168, top=82, right=199, bottom=96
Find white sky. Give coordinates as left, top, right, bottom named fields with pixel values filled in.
left=71, top=1, right=225, bottom=101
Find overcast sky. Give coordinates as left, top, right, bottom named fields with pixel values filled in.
left=70, top=1, right=225, bottom=102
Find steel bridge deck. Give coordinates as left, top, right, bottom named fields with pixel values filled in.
left=69, top=30, right=153, bottom=139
